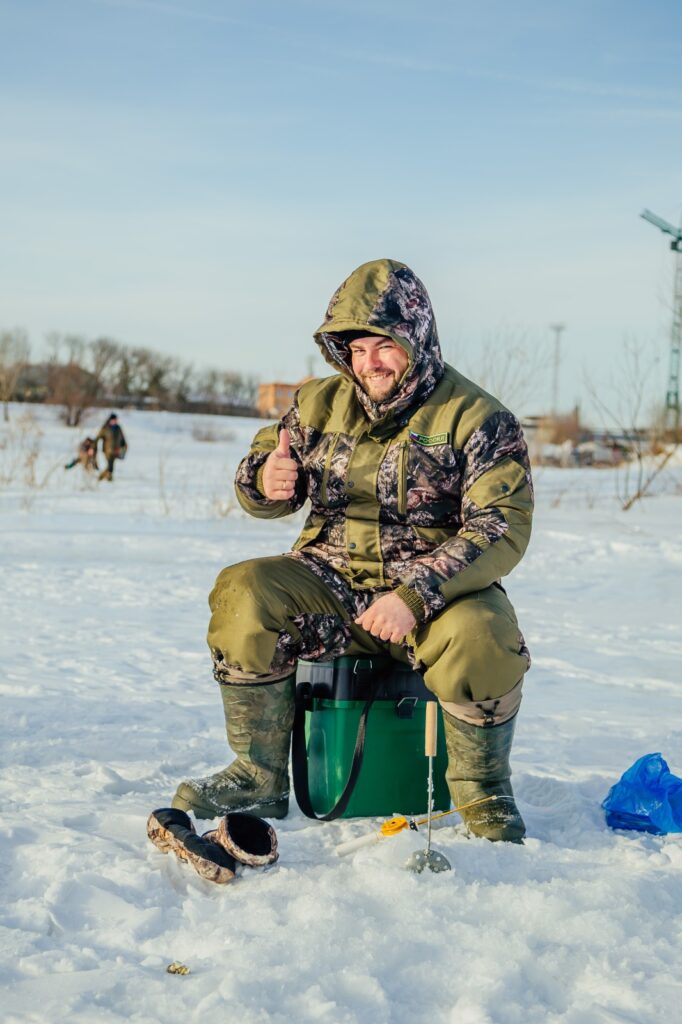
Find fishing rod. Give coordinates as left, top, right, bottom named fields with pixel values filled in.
left=335, top=794, right=499, bottom=857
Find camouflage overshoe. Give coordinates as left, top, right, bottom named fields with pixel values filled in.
left=172, top=676, right=295, bottom=820
left=444, top=710, right=526, bottom=844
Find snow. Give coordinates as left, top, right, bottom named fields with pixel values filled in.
left=1, top=404, right=681, bottom=1024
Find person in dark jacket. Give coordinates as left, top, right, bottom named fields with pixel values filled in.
left=96, top=413, right=127, bottom=481
left=173, top=259, right=533, bottom=843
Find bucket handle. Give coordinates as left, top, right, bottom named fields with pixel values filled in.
left=291, top=682, right=378, bottom=821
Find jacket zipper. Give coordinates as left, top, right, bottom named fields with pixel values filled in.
left=397, top=441, right=408, bottom=517
left=320, top=432, right=339, bottom=506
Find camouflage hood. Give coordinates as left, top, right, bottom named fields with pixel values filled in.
left=314, top=259, right=444, bottom=427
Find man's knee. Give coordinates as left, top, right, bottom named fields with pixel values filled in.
left=207, top=555, right=353, bottom=678
left=210, top=558, right=282, bottom=620
left=415, top=587, right=530, bottom=708
left=208, top=558, right=297, bottom=680
left=208, top=557, right=306, bottom=664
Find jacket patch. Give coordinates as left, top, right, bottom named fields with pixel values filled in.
left=409, top=431, right=450, bottom=447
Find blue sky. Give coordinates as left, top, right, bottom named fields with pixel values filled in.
left=2, top=0, right=681, bottom=416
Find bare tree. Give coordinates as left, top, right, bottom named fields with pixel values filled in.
left=0, top=327, right=30, bottom=421
left=219, top=370, right=258, bottom=407
left=38, top=329, right=256, bottom=417
left=172, top=360, right=194, bottom=406
left=191, top=367, right=257, bottom=411
left=45, top=333, right=125, bottom=424
left=46, top=327, right=99, bottom=423
left=586, top=337, right=678, bottom=510
left=89, top=336, right=122, bottom=395
left=143, top=350, right=176, bottom=403
left=456, top=325, right=551, bottom=414
left=117, top=346, right=171, bottom=404
left=112, top=346, right=133, bottom=398
left=195, top=367, right=221, bottom=408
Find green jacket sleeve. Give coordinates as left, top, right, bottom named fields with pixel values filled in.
left=234, top=402, right=307, bottom=519
left=394, top=411, right=533, bottom=623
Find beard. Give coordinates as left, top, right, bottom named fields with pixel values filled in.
left=357, top=369, right=402, bottom=402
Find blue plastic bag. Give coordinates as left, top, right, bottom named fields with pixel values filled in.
left=602, top=753, right=682, bottom=835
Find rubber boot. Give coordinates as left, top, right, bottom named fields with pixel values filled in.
left=172, top=676, right=295, bottom=820
left=443, top=710, right=526, bottom=843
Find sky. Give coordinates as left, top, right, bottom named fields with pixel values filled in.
left=1, top=0, right=682, bottom=417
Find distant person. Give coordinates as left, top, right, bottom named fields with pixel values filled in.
left=64, top=436, right=98, bottom=473
left=96, top=413, right=127, bottom=481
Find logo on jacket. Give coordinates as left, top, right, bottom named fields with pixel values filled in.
left=409, top=431, right=450, bottom=446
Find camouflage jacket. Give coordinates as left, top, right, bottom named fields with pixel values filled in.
left=235, top=259, right=533, bottom=625
left=97, top=423, right=127, bottom=458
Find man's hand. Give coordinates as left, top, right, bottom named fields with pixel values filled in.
left=354, top=592, right=417, bottom=644
left=261, top=428, right=300, bottom=501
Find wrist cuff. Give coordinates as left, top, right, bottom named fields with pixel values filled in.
left=394, top=585, right=426, bottom=625
left=255, top=463, right=268, bottom=497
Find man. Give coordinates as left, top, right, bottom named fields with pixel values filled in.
left=173, top=259, right=533, bottom=842
left=96, top=413, right=127, bottom=481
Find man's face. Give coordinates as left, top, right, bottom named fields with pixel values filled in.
left=347, top=335, right=410, bottom=402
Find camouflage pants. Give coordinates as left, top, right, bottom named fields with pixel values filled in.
left=207, top=554, right=530, bottom=711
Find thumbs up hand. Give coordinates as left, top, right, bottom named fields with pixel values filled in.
left=262, top=428, right=300, bottom=501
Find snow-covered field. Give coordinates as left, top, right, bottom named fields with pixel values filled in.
left=1, top=404, right=681, bottom=1024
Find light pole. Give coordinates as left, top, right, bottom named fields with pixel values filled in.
left=550, top=323, right=565, bottom=416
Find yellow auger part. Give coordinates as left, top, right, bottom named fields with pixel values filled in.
left=335, top=795, right=498, bottom=857
left=379, top=816, right=410, bottom=836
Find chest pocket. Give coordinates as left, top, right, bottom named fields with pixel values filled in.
left=404, top=441, right=462, bottom=522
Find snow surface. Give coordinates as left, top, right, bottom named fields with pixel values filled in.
left=1, top=404, right=681, bottom=1024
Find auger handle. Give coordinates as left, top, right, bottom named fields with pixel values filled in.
left=335, top=832, right=381, bottom=857
left=425, top=700, right=438, bottom=758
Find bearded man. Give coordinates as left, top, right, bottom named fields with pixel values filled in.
left=173, top=258, right=533, bottom=843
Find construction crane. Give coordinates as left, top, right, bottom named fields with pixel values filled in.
left=640, top=208, right=682, bottom=435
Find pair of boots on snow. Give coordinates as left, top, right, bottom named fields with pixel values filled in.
left=147, top=807, right=278, bottom=884
left=171, top=676, right=526, bottom=844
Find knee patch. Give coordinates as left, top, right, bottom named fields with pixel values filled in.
left=211, top=559, right=271, bottom=612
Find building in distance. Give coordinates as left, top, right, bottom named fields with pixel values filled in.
left=257, top=377, right=313, bottom=418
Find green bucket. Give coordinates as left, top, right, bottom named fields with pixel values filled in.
left=294, top=656, right=450, bottom=818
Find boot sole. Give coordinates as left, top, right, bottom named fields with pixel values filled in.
left=459, top=807, right=526, bottom=844
left=464, top=823, right=526, bottom=844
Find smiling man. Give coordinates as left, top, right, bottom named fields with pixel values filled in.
left=347, top=334, right=410, bottom=401
left=173, top=258, right=534, bottom=843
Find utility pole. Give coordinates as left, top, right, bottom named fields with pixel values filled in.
left=640, top=208, right=682, bottom=437
left=549, top=323, right=565, bottom=415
